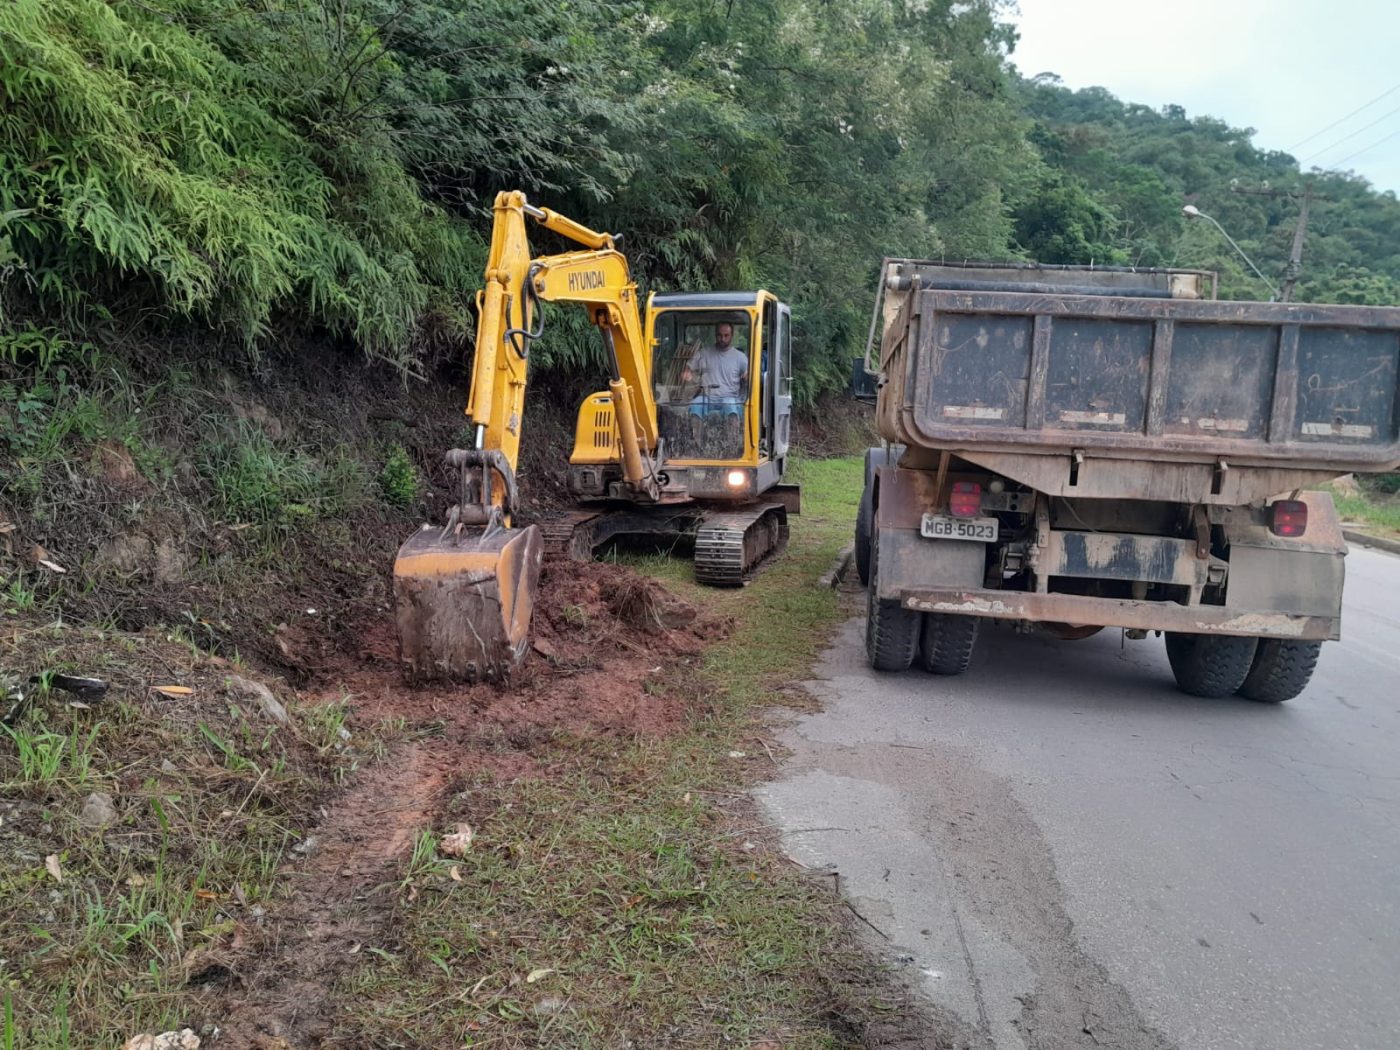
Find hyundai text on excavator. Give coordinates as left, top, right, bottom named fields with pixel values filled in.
left=393, top=191, right=799, bottom=681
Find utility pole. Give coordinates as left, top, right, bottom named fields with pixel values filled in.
left=1231, top=183, right=1332, bottom=302
left=1278, top=183, right=1314, bottom=302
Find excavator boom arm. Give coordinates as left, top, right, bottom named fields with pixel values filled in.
left=466, top=191, right=657, bottom=512
left=394, top=190, right=661, bottom=683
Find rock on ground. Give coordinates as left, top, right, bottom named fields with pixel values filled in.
left=121, top=1030, right=200, bottom=1050
left=79, top=792, right=118, bottom=829
left=225, top=674, right=289, bottom=724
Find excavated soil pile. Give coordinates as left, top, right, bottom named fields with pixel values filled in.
left=213, top=556, right=726, bottom=1049
left=302, top=555, right=724, bottom=737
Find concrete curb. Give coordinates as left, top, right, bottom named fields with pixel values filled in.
left=1342, top=529, right=1400, bottom=556
left=818, top=545, right=854, bottom=589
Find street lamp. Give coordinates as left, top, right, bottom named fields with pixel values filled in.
left=1182, top=205, right=1279, bottom=301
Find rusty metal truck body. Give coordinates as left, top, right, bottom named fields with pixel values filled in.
left=857, top=260, right=1400, bottom=700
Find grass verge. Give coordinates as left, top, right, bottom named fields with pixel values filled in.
left=335, top=455, right=888, bottom=1048
left=0, top=626, right=402, bottom=1046
left=1333, top=488, right=1400, bottom=539
left=3, top=454, right=895, bottom=1048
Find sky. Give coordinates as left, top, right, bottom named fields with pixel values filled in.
left=1007, top=0, right=1400, bottom=196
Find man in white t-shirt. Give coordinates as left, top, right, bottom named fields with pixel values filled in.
left=684, top=322, right=748, bottom=416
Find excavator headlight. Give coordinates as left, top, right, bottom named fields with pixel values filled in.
left=726, top=470, right=747, bottom=488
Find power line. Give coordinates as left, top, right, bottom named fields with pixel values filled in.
left=1301, top=101, right=1400, bottom=163
left=1330, top=125, right=1400, bottom=169
left=1289, top=81, right=1400, bottom=151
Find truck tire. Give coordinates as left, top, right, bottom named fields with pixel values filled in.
left=1164, top=632, right=1259, bottom=698
left=1236, top=639, right=1322, bottom=703
left=856, top=446, right=903, bottom=587
left=854, top=486, right=873, bottom=586
left=920, top=614, right=979, bottom=675
left=866, top=539, right=919, bottom=672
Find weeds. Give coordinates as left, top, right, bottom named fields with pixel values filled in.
left=400, top=830, right=445, bottom=892
left=0, top=325, right=96, bottom=374
left=298, top=698, right=351, bottom=754
left=2, top=575, right=38, bottom=613
left=0, top=623, right=331, bottom=1046
left=1334, top=484, right=1400, bottom=537
left=0, top=355, right=108, bottom=463
left=0, top=721, right=101, bottom=790
left=1359, top=472, right=1400, bottom=497
left=169, top=612, right=224, bottom=659
left=199, top=421, right=368, bottom=529
left=378, top=443, right=418, bottom=507
left=1, top=725, right=67, bottom=783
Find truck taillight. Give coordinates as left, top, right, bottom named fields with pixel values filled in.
left=1270, top=499, right=1308, bottom=537
left=948, top=481, right=982, bottom=518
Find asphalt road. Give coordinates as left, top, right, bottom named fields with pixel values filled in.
left=757, top=544, right=1400, bottom=1050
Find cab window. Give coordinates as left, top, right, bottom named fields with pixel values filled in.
left=652, top=311, right=751, bottom=459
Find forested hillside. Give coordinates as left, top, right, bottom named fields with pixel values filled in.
left=0, top=0, right=1030, bottom=403
left=2, top=0, right=1399, bottom=401
left=1017, top=74, right=1400, bottom=303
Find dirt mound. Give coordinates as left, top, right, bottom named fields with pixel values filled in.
left=292, top=556, right=724, bottom=739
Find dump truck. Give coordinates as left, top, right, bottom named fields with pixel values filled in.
left=854, top=259, right=1400, bottom=700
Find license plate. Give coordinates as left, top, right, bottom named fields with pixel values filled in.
left=920, top=514, right=999, bottom=542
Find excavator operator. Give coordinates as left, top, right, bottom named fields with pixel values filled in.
left=683, top=321, right=749, bottom=416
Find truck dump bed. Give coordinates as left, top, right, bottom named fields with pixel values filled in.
left=871, top=260, right=1400, bottom=503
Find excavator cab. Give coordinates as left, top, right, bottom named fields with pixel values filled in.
left=569, top=291, right=794, bottom=503
left=562, top=290, right=796, bottom=587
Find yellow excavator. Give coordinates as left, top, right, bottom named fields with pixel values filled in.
left=393, top=191, right=799, bottom=681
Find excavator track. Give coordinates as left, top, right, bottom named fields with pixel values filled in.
left=693, top=503, right=789, bottom=587
left=534, top=502, right=789, bottom=588
left=536, top=509, right=604, bottom=561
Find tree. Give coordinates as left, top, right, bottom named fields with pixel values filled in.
left=1013, top=172, right=1125, bottom=265
left=1298, top=265, right=1400, bottom=305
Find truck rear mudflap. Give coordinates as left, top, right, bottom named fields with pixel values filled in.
left=900, top=589, right=1339, bottom=641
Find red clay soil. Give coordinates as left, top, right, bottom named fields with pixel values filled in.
left=211, top=556, right=724, bottom=1049
left=212, top=738, right=457, bottom=1048
left=301, top=556, right=724, bottom=737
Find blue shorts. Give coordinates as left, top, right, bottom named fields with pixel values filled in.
left=689, top=396, right=743, bottom=417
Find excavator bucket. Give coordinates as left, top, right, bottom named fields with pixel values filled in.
left=393, top=523, right=544, bottom=682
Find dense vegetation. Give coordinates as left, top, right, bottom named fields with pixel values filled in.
left=1017, top=75, right=1400, bottom=303
left=2, top=0, right=1399, bottom=404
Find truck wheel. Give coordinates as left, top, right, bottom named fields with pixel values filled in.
left=1164, top=633, right=1259, bottom=698
left=866, top=540, right=919, bottom=672
left=920, top=614, right=979, bottom=675
left=1236, top=640, right=1322, bottom=703
left=854, top=486, right=873, bottom=586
